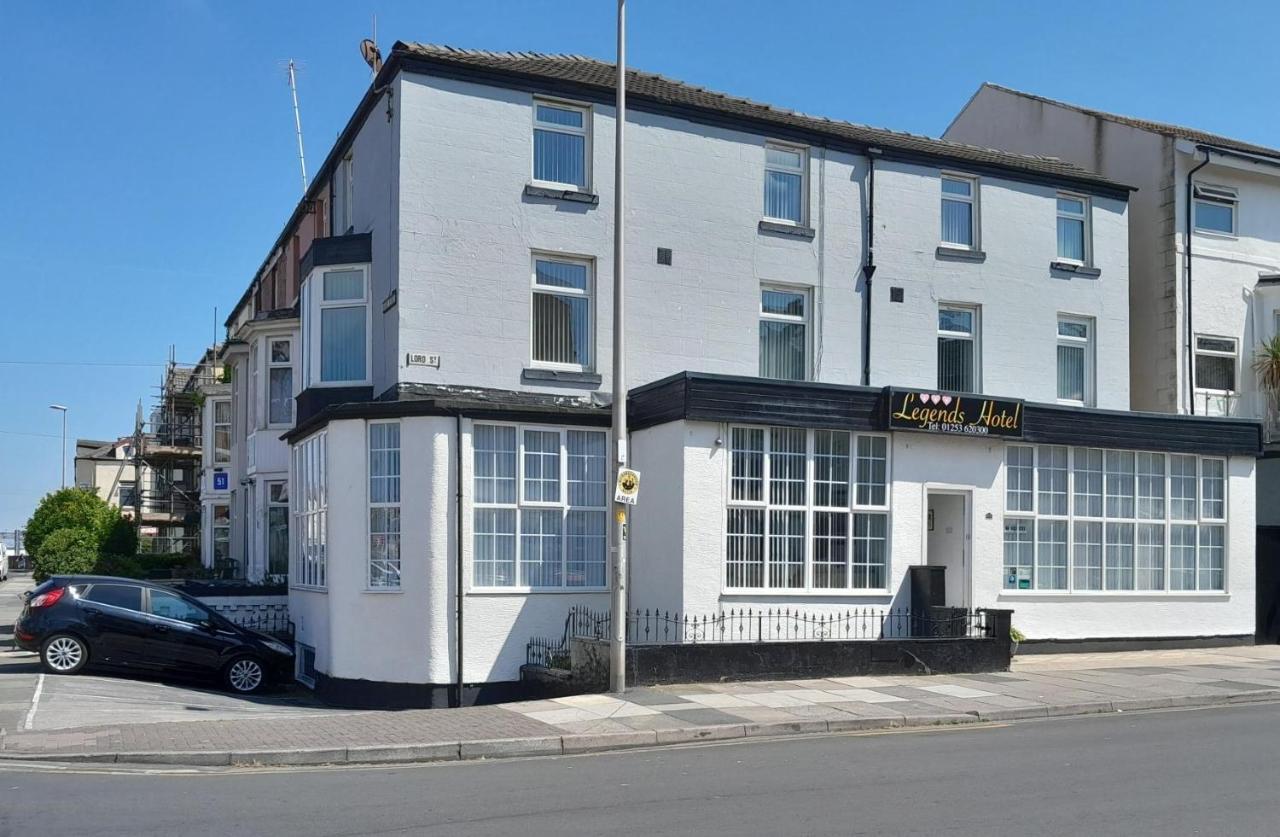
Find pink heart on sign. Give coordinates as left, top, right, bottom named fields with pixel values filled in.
left=929, top=394, right=940, bottom=404
left=941, top=396, right=953, bottom=406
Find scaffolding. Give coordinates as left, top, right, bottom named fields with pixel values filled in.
left=132, top=346, right=221, bottom=557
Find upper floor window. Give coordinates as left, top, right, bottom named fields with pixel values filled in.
left=759, top=286, right=809, bottom=381
left=531, top=256, right=593, bottom=370
left=118, top=481, right=137, bottom=509
left=1195, top=335, right=1237, bottom=393
left=267, top=339, right=293, bottom=426
left=309, top=267, right=369, bottom=385
left=212, top=399, right=231, bottom=464
left=763, top=142, right=807, bottom=225
left=1056, top=315, right=1094, bottom=406
left=938, top=305, right=980, bottom=393
left=941, top=175, right=977, bottom=248
left=533, top=100, right=590, bottom=191
left=1194, top=184, right=1237, bottom=235
left=333, top=152, right=354, bottom=235
left=1056, top=194, right=1091, bottom=263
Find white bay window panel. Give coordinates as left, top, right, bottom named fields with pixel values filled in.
left=1170, top=524, right=1198, bottom=591
left=1035, top=520, right=1068, bottom=590
left=472, top=424, right=607, bottom=590
left=1135, top=523, right=1165, bottom=591
left=268, top=339, right=293, bottom=426
left=726, top=426, right=889, bottom=592
left=1037, top=446, right=1068, bottom=516
left=1006, top=445, right=1034, bottom=512
left=1073, top=521, right=1103, bottom=591
left=1136, top=452, right=1166, bottom=519
left=292, top=431, right=327, bottom=588
left=312, top=268, right=369, bottom=385
left=1201, top=459, right=1226, bottom=520
left=1170, top=455, right=1197, bottom=521
left=1072, top=447, right=1103, bottom=518
left=1003, top=518, right=1034, bottom=589
left=1105, top=522, right=1135, bottom=591
left=1199, top=525, right=1225, bottom=590
left=368, top=422, right=401, bottom=589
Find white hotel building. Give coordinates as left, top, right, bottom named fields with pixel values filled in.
left=218, top=44, right=1260, bottom=707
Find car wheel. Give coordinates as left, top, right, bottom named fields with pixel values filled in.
left=41, top=634, right=88, bottom=675
left=223, top=656, right=267, bottom=694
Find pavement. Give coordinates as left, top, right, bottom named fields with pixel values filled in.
left=4, top=703, right=1280, bottom=836
left=4, top=571, right=1280, bottom=767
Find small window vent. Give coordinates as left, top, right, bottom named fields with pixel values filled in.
left=657, top=247, right=672, bottom=266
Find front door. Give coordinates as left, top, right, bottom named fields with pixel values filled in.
left=926, top=492, right=969, bottom=609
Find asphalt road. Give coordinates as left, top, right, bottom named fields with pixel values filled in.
left=2, top=702, right=1278, bottom=836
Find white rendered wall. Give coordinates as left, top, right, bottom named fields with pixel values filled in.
left=636, top=420, right=1255, bottom=641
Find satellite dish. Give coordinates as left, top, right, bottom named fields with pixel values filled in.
left=360, top=39, right=383, bottom=73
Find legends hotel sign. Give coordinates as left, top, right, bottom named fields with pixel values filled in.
left=886, top=389, right=1024, bottom=439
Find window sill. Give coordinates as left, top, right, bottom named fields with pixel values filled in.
left=522, top=367, right=603, bottom=387
left=997, top=591, right=1229, bottom=599
left=468, top=587, right=610, bottom=595
left=1193, top=228, right=1237, bottom=241
left=758, top=220, right=816, bottom=239
left=1050, top=260, right=1101, bottom=277
left=363, top=588, right=404, bottom=594
left=935, top=245, right=986, bottom=262
left=720, top=589, right=893, bottom=598
left=290, top=585, right=328, bottom=593
left=524, top=183, right=600, bottom=206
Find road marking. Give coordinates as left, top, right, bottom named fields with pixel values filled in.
left=23, top=673, right=44, bottom=731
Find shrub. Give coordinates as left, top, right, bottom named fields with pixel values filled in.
left=100, top=514, right=139, bottom=557
left=32, top=527, right=99, bottom=582
left=93, top=553, right=145, bottom=579
left=25, top=488, right=115, bottom=559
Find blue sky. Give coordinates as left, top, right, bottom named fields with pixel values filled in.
left=1, top=0, right=1278, bottom=531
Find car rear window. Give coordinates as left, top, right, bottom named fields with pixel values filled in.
left=82, top=583, right=143, bottom=612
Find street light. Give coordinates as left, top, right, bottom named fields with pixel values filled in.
left=49, top=404, right=67, bottom=489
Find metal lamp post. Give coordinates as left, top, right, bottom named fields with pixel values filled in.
left=609, top=0, right=629, bottom=694
left=49, top=404, right=68, bottom=489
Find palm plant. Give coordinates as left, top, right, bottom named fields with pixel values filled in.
left=1252, top=335, right=1280, bottom=423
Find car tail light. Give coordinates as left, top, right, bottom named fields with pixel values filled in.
left=28, top=587, right=65, bottom=609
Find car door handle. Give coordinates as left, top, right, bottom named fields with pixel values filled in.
left=84, top=607, right=102, bottom=617
left=151, top=623, right=170, bottom=633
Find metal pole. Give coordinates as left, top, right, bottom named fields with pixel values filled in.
left=60, top=409, right=66, bottom=488
left=288, top=59, right=308, bottom=194
left=609, top=0, right=628, bottom=694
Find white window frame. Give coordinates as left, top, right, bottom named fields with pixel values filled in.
left=723, top=425, right=892, bottom=594
left=292, top=431, right=327, bottom=590
left=265, top=479, right=289, bottom=580
left=1055, top=192, right=1092, bottom=265
left=937, top=303, right=981, bottom=393
left=468, top=422, right=610, bottom=592
left=1194, top=334, right=1238, bottom=395
left=940, top=173, right=979, bottom=250
left=212, top=398, right=231, bottom=465
left=305, top=264, right=372, bottom=388
left=1056, top=314, right=1095, bottom=407
left=334, top=152, right=354, bottom=235
left=763, top=141, right=809, bottom=226
left=248, top=340, right=259, bottom=431
left=758, top=284, right=812, bottom=381
left=531, top=98, right=592, bottom=192
left=529, top=253, right=594, bottom=372
left=266, top=337, right=295, bottom=428
left=1193, top=183, right=1237, bottom=236
left=1002, top=445, right=1228, bottom=595
left=211, top=503, right=231, bottom=567
left=367, top=421, right=402, bottom=591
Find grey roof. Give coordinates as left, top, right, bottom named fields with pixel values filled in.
left=395, top=43, right=1132, bottom=193
left=977, top=83, right=1280, bottom=161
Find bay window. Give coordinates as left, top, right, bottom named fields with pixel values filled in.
left=727, top=426, right=890, bottom=592
left=304, top=267, right=369, bottom=386
left=368, top=422, right=401, bottom=589
left=1003, top=444, right=1228, bottom=592
left=268, top=339, right=294, bottom=426
left=266, top=480, right=289, bottom=579
left=472, top=424, right=607, bottom=590
left=293, top=431, right=327, bottom=588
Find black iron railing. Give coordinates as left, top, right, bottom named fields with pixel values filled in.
left=527, top=605, right=991, bottom=666
left=215, top=608, right=293, bottom=640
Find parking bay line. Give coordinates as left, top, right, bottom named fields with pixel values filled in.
left=23, top=673, right=44, bottom=731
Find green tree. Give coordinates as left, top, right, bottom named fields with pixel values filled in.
left=24, top=488, right=117, bottom=559
left=32, top=527, right=99, bottom=582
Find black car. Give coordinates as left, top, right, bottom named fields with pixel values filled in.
left=14, top=576, right=293, bottom=694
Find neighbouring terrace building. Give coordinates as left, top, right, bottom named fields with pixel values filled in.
left=212, top=43, right=1260, bottom=707
left=945, top=85, right=1280, bottom=639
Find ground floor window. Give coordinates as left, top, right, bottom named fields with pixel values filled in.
left=472, top=423, right=608, bottom=589
left=1004, top=444, right=1226, bottom=592
left=266, top=481, right=289, bottom=579
left=727, top=426, right=890, bottom=591
left=211, top=505, right=230, bottom=567
left=293, top=431, right=327, bottom=588
left=368, top=422, right=402, bottom=589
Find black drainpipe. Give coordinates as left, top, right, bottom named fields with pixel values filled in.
left=454, top=411, right=465, bottom=708
left=861, top=148, right=881, bottom=387
left=1185, top=146, right=1212, bottom=414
